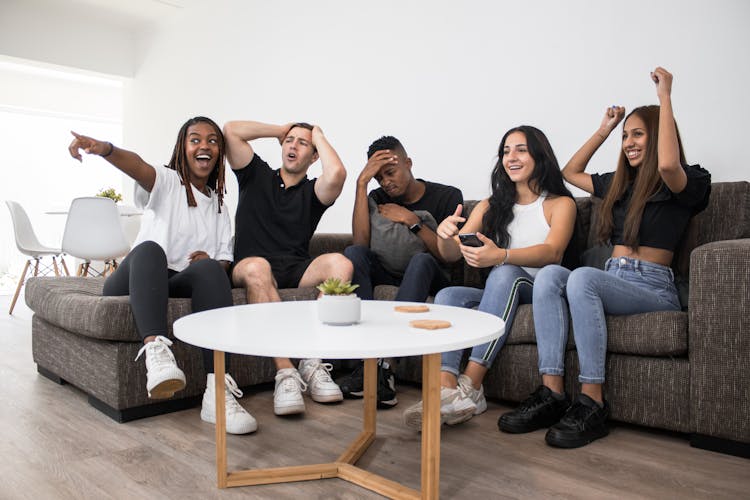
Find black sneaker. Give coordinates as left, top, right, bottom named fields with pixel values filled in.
left=498, top=385, right=570, bottom=433
left=335, top=360, right=398, bottom=409
left=545, top=394, right=609, bottom=448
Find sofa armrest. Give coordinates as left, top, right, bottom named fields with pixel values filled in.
left=309, top=233, right=352, bottom=258
left=689, top=239, right=750, bottom=443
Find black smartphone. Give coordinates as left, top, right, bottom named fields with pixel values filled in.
left=458, top=233, right=483, bottom=247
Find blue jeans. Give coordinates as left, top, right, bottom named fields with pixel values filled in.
left=343, top=245, right=451, bottom=302
left=534, top=257, right=681, bottom=384
left=436, top=265, right=534, bottom=376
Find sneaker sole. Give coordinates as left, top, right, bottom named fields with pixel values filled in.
left=148, top=378, right=186, bottom=399
left=200, top=410, right=258, bottom=434
left=403, top=404, right=475, bottom=430
left=310, top=392, right=344, bottom=403
left=274, top=403, right=305, bottom=416
left=545, top=426, right=609, bottom=448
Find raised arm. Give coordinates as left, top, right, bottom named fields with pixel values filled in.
left=352, top=150, right=398, bottom=246
left=652, top=67, right=688, bottom=193
left=68, top=131, right=156, bottom=191
left=311, top=126, right=347, bottom=206
left=222, top=120, right=290, bottom=170
left=562, top=106, right=626, bottom=194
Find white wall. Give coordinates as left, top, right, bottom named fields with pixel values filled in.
left=123, top=0, right=750, bottom=232
left=0, top=0, right=136, bottom=77
left=4, top=0, right=750, bottom=235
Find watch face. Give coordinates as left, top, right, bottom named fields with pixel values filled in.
left=410, top=223, right=422, bottom=234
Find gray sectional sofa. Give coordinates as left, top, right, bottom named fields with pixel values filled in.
left=25, top=181, right=749, bottom=457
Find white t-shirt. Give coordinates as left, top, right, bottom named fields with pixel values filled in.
left=133, top=165, right=233, bottom=272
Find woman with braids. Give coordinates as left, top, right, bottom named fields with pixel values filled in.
left=498, top=67, right=711, bottom=448
left=68, top=117, right=257, bottom=435
left=402, top=126, right=577, bottom=430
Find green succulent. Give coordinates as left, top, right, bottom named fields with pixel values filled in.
left=96, top=188, right=123, bottom=203
left=316, top=278, right=360, bottom=296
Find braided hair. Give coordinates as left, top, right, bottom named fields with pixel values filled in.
left=166, top=116, right=226, bottom=212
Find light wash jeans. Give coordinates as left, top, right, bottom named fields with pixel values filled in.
left=534, top=257, right=681, bottom=384
left=436, top=265, right=534, bottom=376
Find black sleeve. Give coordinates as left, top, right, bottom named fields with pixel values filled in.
left=672, top=164, right=711, bottom=212
left=591, top=172, right=615, bottom=199
left=233, top=153, right=268, bottom=188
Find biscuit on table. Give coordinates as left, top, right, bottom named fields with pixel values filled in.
left=394, top=305, right=430, bottom=313
left=410, top=319, right=451, bottom=330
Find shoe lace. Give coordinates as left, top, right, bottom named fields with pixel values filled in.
left=223, top=374, right=246, bottom=416
left=310, top=362, right=335, bottom=385
left=277, top=369, right=308, bottom=393
left=134, top=335, right=174, bottom=366
left=518, top=386, right=548, bottom=413
left=457, top=376, right=477, bottom=400
left=561, top=400, right=598, bottom=429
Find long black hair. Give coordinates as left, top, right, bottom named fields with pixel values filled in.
left=482, top=125, right=572, bottom=247
left=166, top=116, right=226, bottom=212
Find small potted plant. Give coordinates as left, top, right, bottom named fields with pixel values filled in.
left=96, top=187, right=123, bottom=203
left=316, top=278, right=361, bottom=326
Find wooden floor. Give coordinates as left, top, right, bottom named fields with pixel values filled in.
left=2, top=295, right=748, bottom=500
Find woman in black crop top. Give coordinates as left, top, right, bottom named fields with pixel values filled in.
left=497, top=67, right=711, bottom=448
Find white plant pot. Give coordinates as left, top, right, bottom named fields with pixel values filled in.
left=317, top=294, right=361, bottom=326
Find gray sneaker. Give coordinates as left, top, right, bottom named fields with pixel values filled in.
left=403, top=386, right=477, bottom=430
left=458, top=374, right=487, bottom=416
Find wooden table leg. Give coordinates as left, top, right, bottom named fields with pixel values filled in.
left=214, top=350, right=227, bottom=488
left=421, top=353, right=441, bottom=499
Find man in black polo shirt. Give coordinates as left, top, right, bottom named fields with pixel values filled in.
left=223, top=120, right=351, bottom=418
left=337, top=135, right=463, bottom=407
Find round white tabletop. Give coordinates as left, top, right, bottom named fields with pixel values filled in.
left=174, top=300, right=505, bottom=359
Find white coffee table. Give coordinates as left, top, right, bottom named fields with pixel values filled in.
left=174, top=300, right=504, bottom=499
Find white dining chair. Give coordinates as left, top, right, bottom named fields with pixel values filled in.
left=5, top=200, right=69, bottom=314
left=61, top=197, right=131, bottom=277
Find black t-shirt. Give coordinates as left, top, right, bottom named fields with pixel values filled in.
left=591, top=164, right=711, bottom=251
left=233, top=154, right=329, bottom=261
left=369, top=180, right=463, bottom=226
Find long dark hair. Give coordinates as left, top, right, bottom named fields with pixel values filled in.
left=166, top=116, right=226, bottom=212
left=595, top=105, right=687, bottom=247
left=482, top=125, right=573, bottom=247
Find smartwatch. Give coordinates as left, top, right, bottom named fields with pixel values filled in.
left=409, top=222, right=422, bottom=234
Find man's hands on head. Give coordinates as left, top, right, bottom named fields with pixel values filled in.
left=358, top=150, right=397, bottom=187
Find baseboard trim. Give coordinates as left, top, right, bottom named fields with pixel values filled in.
left=87, top=394, right=202, bottom=423
left=691, top=433, right=750, bottom=459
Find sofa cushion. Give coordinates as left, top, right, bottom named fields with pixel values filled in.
left=26, top=276, right=319, bottom=342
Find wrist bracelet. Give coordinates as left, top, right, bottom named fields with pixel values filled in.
left=502, top=248, right=509, bottom=265
left=101, top=142, right=114, bottom=158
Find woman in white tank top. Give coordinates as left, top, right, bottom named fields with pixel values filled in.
left=402, top=126, right=577, bottom=430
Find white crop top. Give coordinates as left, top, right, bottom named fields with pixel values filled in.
left=133, top=165, right=233, bottom=272
left=505, top=192, right=551, bottom=278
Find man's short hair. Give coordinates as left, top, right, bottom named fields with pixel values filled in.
left=367, top=135, right=405, bottom=159
left=287, top=122, right=316, bottom=152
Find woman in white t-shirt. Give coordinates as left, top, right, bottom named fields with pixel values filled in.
left=68, top=117, right=256, bottom=435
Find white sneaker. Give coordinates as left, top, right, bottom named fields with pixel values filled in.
left=458, top=374, right=487, bottom=416
left=298, top=358, right=344, bottom=403
left=274, top=368, right=306, bottom=415
left=134, top=336, right=186, bottom=399
left=201, top=373, right=258, bottom=435
left=403, top=386, right=477, bottom=430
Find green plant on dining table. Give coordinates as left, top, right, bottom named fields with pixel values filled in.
left=96, top=187, right=123, bottom=203
left=316, top=278, right=359, bottom=296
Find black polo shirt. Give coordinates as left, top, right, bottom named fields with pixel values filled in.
left=233, top=154, right=329, bottom=262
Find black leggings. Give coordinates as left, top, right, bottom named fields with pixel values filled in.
left=103, top=241, right=232, bottom=373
